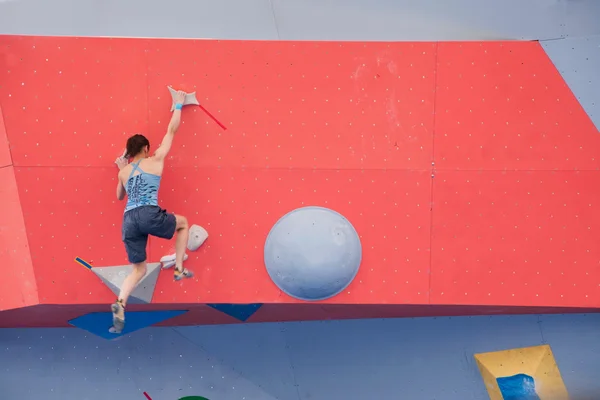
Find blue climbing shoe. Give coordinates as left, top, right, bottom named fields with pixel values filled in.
left=174, top=267, right=194, bottom=281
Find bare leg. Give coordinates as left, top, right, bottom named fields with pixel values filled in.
left=119, top=262, right=147, bottom=308
left=110, top=262, right=147, bottom=333
left=174, top=215, right=188, bottom=271
left=173, top=214, right=194, bottom=280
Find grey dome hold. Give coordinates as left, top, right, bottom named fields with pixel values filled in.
left=264, top=206, right=362, bottom=301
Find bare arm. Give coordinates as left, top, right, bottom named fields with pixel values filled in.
left=154, top=90, right=186, bottom=161
left=116, top=176, right=126, bottom=200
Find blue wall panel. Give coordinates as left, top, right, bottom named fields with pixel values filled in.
left=2, top=314, right=600, bottom=399
left=538, top=314, right=600, bottom=400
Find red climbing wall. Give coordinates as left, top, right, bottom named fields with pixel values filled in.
left=0, top=36, right=436, bottom=307
left=0, top=35, right=599, bottom=325
left=0, top=103, right=38, bottom=311
left=431, top=42, right=600, bottom=308
left=144, top=40, right=435, bottom=305
left=0, top=165, right=38, bottom=311
left=0, top=104, right=10, bottom=167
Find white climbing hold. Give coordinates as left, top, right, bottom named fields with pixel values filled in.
left=187, top=224, right=208, bottom=251
left=168, top=86, right=200, bottom=111
left=160, top=253, right=189, bottom=269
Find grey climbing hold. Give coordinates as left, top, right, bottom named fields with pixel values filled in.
left=264, top=206, right=362, bottom=301
left=168, top=86, right=200, bottom=111
left=91, top=263, right=161, bottom=304
left=187, top=224, right=209, bottom=251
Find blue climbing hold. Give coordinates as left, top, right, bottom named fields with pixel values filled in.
left=206, top=303, right=263, bottom=322
left=69, top=310, right=187, bottom=340
left=497, top=374, right=541, bottom=400
left=264, top=206, right=362, bottom=301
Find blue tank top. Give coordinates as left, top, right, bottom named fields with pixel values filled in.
left=124, top=159, right=162, bottom=213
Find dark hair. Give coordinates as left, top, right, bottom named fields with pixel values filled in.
left=125, top=134, right=150, bottom=158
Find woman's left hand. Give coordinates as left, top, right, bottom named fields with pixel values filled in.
left=115, top=150, right=129, bottom=170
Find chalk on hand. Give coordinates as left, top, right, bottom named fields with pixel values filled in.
left=187, top=224, right=208, bottom=251
left=168, top=86, right=200, bottom=112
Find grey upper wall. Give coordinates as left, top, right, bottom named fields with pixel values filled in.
left=0, top=0, right=599, bottom=41
left=542, top=35, right=600, bottom=134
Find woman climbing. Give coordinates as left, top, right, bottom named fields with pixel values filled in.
left=111, top=89, right=193, bottom=334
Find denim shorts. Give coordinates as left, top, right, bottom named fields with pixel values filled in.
left=122, top=205, right=177, bottom=264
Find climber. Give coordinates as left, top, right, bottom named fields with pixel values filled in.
left=110, top=89, right=193, bottom=334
